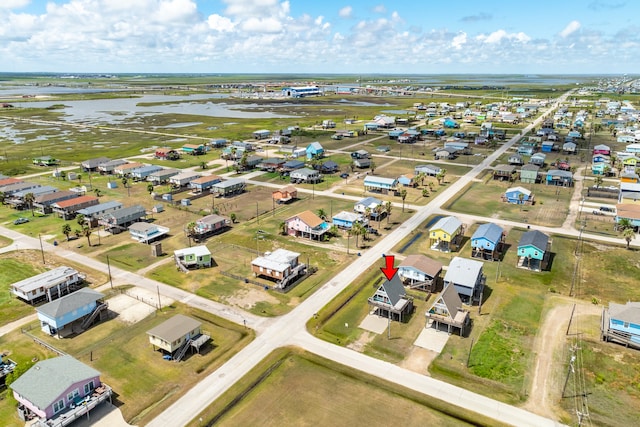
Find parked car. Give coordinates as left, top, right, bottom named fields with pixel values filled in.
left=331, top=134, right=343, bottom=140
left=599, top=206, right=616, bottom=213
left=13, top=217, right=29, bottom=225
left=340, top=173, right=349, bottom=179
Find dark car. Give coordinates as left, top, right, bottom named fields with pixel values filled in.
left=340, top=173, right=349, bottom=179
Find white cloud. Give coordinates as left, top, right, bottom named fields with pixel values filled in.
left=560, top=20, right=581, bottom=38
left=373, top=4, right=386, bottom=13
left=0, top=0, right=30, bottom=9
left=339, top=6, right=352, bottom=18
left=241, top=17, right=282, bottom=33
left=451, top=32, right=467, bottom=50
left=478, top=29, right=530, bottom=44
left=207, top=14, right=235, bottom=32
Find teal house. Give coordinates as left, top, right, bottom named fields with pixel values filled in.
left=602, top=302, right=640, bottom=348
left=174, top=245, right=212, bottom=269
left=517, top=230, right=550, bottom=271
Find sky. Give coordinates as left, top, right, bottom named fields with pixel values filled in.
left=0, top=0, right=638, bottom=74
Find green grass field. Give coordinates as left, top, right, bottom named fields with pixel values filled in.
left=188, top=348, right=509, bottom=427
left=0, top=257, right=45, bottom=327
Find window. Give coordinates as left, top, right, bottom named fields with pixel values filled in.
left=84, top=381, right=95, bottom=394
left=624, top=322, right=630, bottom=328
left=53, top=399, right=65, bottom=413
left=67, top=389, right=79, bottom=402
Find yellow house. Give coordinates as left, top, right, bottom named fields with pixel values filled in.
left=147, top=314, right=206, bottom=357
left=429, top=216, right=463, bottom=252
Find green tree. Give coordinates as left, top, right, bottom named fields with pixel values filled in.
left=200, top=161, right=207, bottom=170
left=186, top=221, right=196, bottom=246
left=0, top=191, right=5, bottom=205
left=94, top=188, right=102, bottom=197
left=594, top=176, right=603, bottom=188
left=400, top=189, right=407, bottom=212
left=370, top=160, right=377, bottom=174
left=618, top=218, right=636, bottom=249
left=62, top=223, right=72, bottom=241
left=60, top=171, right=67, bottom=181
left=76, top=213, right=86, bottom=227
left=24, top=192, right=35, bottom=216
left=352, top=223, right=364, bottom=248
left=417, top=171, right=426, bottom=187
left=230, top=212, right=237, bottom=223
left=422, top=188, right=429, bottom=198
left=82, top=226, right=92, bottom=247
left=328, top=224, right=339, bottom=238
left=364, top=207, right=371, bottom=220
left=374, top=204, right=384, bottom=229
left=317, top=208, right=327, bottom=220
left=147, top=183, right=155, bottom=194
left=279, top=220, right=287, bottom=235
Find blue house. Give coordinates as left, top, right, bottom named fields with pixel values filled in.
left=36, top=288, right=107, bottom=337
left=443, top=118, right=459, bottom=128
left=471, top=223, right=505, bottom=261
left=332, top=211, right=367, bottom=229
left=130, top=165, right=163, bottom=181
left=603, top=302, right=640, bottom=348
left=517, top=230, right=550, bottom=271
left=306, top=142, right=325, bottom=159
left=502, top=186, right=533, bottom=204
left=363, top=176, right=398, bottom=194
left=517, top=146, right=535, bottom=156
left=541, top=141, right=554, bottom=153
left=546, top=169, right=573, bottom=187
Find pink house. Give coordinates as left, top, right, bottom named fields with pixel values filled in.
left=593, top=144, right=610, bottom=155
left=10, top=355, right=112, bottom=423
left=284, top=210, right=329, bottom=240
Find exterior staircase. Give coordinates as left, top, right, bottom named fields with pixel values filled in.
left=81, top=302, right=108, bottom=330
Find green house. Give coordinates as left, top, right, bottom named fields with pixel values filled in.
left=32, top=156, right=59, bottom=166
left=174, top=245, right=212, bottom=269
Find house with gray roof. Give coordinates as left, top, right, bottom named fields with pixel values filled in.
left=517, top=230, right=551, bottom=271
left=471, top=223, right=505, bottom=261
left=443, top=257, right=485, bottom=304
left=36, top=288, right=107, bottom=337
left=147, top=314, right=209, bottom=360
left=98, top=205, right=146, bottom=233
left=251, top=249, right=306, bottom=289
left=77, top=201, right=123, bottom=226
left=367, top=274, right=414, bottom=322
left=81, top=157, right=110, bottom=171
left=11, top=266, right=83, bottom=303
left=602, top=301, right=640, bottom=349
left=10, top=355, right=111, bottom=423
left=429, top=216, right=464, bottom=252
left=211, top=178, right=246, bottom=197
left=290, top=167, right=321, bottom=183
left=34, top=191, right=79, bottom=214
left=354, top=196, right=383, bottom=219
left=414, top=164, right=441, bottom=177
left=426, top=284, right=470, bottom=336
left=147, top=168, right=179, bottom=184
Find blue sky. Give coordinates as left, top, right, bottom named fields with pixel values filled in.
left=0, top=0, right=638, bottom=74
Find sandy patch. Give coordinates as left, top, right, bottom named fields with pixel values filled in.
left=347, top=331, right=375, bottom=352
left=107, top=288, right=174, bottom=324
left=399, top=347, right=438, bottom=375
left=226, top=287, right=279, bottom=311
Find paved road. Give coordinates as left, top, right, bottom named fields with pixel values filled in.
left=147, top=94, right=572, bottom=427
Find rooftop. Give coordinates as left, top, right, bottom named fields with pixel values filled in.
left=146, top=314, right=202, bottom=343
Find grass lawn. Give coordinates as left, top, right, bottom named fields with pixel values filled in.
left=0, top=301, right=254, bottom=426
left=188, top=347, right=508, bottom=427
left=0, top=256, right=45, bottom=327
left=444, top=174, right=574, bottom=227
left=0, top=234, right=12, bottom=248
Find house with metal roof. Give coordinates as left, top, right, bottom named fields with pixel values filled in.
left=351, top=149, right=370, bottom=160
left=332, top=211, right=367, bottom=229
left=36, top=288, right=107, bottom=337
left=426, top=284, right=470, bottom=336
left=353, top=157, right=371, bottom=169
left=306, top=142, right=324, bottom=159
left=363, top=175, right=398, bottom=194
left=81, top=157, right=110, bottom=171
left=517, top=230, right=551, bottom=271
left=128, top=222, right=169, bottom=244
left=114, top=162, right=143, bottom=176
left=33, top=191, right=79, bottom=214
left=367, top=275, right=413, bottom=322
left=174, top=245, right=212, bottom=269
left=529, top=152, right=546, bottom=167
left=601, top=301, right=640, bottom=349
left=508, top=153, right=524, bottom=166
left=284, top=210, right=328, bottom=240
left=181, top=143, right=205, bottom=155
left=147, top=168, right=179, bottom=184
left=147, top=314, right=209, bottom=361
left=0, top=181, right=41, bottom=196
left=251, top=249, right=306, bottom=289
left=281, top=159, right=305, bottom=172
left=398, top=254, right=443, bottom=292
left=52, top=195, right=99, bottom=220
left=502, top=186, right=533, bottom=205
left=170, top=171, right=201, bottom=188
left=414, top=164, right=441, bottom=176
left=520, top=164, right=540, bottom=184
left=593, top=144, right=610, bottom=155
left=429, top=216, right=463, bottom=252
left=189, top=175, right=222, bottom=193
left=99, top=205, right=146, bottom=233
left=290, top=167, right=321, bottom=183
left=211, top=178, right=245, bottom=197
left=11, top=266, right=83, bottom=303
left=471, top=223, right=505, bottom=261
left=354, top=196, right=383, bottom=219
left=77, top=201, right=123, bottom=226
left=562, top=141, right=577, bottom=154
left=443, top=257, right=485, bottom=304
left=10, top=355, right=111, bottom=423
left=545, top=169, right=573, bottom=187
left=193, top=214, right=229, bottom=239
left=98, top=159, right=128, bottom=174
left=619, top=182, right=640, bottom=204
left=129, top=165, right=163, bottom=181
left=493, top=164, right=516, bottom=181
left=252, top=129, right=271, bottom=140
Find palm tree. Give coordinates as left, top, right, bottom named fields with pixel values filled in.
left=186, top=221, right=196, bottom=246
left=76, top=213, right=86, bottom=228
left=364, top=207, right=371, bottom=221
left=436, top=169, right=447, bottom=185
left=352, top=223, right=364, bottom=248
left=400, top=189, right=407, bottom=212
left=94, top=188, right=102, bottom=197
left=147, top=183, right=154, bottom=194
left=428, top=182, right=434, bottom=192
left=370, top=161, right=377, bottom=174
left=200, top=161, right=207, bottom=170
left=385, top=201, right=392, bottom=225
left=618, top=218, right=635, bottom=249
left=82, top=226, right=92, bottom=247
left=0, top=191, right=5, bottom=205
left=417, top=171, right=426, bottom=187
left=24, top=192, right=35, bottom=216
left=317, top=208, right=327, bottom=220
left=61, top=223, right=72, bottom=241
left=422, top=188, right=429, bottom=198
left=328, top=224, right=339, bottom=238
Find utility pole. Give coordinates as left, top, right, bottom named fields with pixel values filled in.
left=38, top=234, right=45, bottom=264
left=256, top=202, right=259, bottom=224
left=106, top=255, right=113, bottom=289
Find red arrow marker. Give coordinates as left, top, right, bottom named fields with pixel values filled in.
left=380, top=254, right=398, bottom=281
